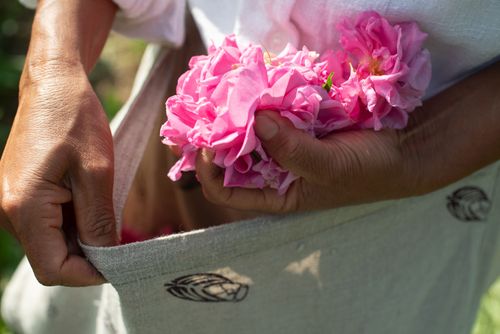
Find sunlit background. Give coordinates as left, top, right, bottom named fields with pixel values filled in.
left=0, top=2, right=499, bottom=333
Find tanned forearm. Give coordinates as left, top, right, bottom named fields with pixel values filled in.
left=23, top=0, right=117, bottom=87
left=401, top=60, right=500, bottom=195
left=0, top=0, right=119, bottom=286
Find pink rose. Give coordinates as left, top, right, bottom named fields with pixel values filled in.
left=161, top=12, right=432, bottom=195
left=161, top=36, right=268, bottom=181
left=336, top=11, right=431, bottom=129
left=161, top=36, right=324, bottom=194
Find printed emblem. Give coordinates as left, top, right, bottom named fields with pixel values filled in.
left=165, top=273, right=249, bottom=302
left=446, top=186, right=492, bottom=222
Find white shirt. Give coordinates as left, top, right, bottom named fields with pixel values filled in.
left=122, top=0, right=500, bottom=98
left=21, top=0, right=500, bottom=97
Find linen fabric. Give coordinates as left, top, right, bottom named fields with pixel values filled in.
left=86, top=167, right=500, bottom=334
left=3, top=1, right=500, bottom=333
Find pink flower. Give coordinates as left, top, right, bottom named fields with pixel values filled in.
left=161, top=36, right=327, bottom=194
left=177, top=36, right=240, bottom=100
left=270, top=44, right=321, bottom=84
left=260, top=67, right=322, bottom=133
left=161, top=95, right=217, bottom=180
left=336, top=11, right=431, bottom=129
left=313, top=50, right=354, bottom=136
left=161, top=12, right=432, bottom=195
left=161, top=36, right=268, bottom=182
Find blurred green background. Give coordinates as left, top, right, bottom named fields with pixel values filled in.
left=0, top=2, right=499, bottom=334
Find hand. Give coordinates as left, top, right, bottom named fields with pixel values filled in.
left=0, top=0, right=118, bottom=286
left=195, top=110, right=409, bottom=213
left=0, top=67, right=117, bottom=286
left=195, top=60, right=500, bottom=213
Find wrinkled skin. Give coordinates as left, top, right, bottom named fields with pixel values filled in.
left=195, top=60, right=500, bottom=213
left=0, top=0, right=118, bottom=286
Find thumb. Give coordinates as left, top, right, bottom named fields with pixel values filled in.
left=254, top=110, right=330, bottom=180
left=72, top=163, right=118, bottom=247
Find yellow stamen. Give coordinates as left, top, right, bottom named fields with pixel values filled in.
left=368, top=58, right=384, bottom=75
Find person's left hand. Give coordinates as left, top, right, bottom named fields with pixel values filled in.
left=195, top=110, right=412, bottom=213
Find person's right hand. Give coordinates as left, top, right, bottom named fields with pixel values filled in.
left=0, top=63, right=118, bottom=286
left=0, top=0, right=118, bottom=287
left=195, top=60, right=500, bottom=214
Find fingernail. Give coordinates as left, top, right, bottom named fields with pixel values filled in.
left=255, top=115, right=279, bottom=140
left=201, top=148, right=214, bottom=162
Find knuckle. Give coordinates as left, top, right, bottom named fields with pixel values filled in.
left=271, top=198, right=289, bottom=214
left=277, top=183, right=302, bottom=213
left=2, top=195, right=20, bottom=217
left=2, top=192, right=27, bottom=219
left=34, top=269, right=59, bottom=286
left=201, top=184, right=231, bottom=206
left=280, top=136, right=302, bottom=161
left=219, top=188, right=235, bottom=206
left=85, top=159, right=113, bottom=181
left=86, top=208, right=115, bottom=239
left=201, top=186, right=221, bottom=205
left=201, top=187, right=217, bottom=204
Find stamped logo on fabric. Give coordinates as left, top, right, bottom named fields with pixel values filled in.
left=446, top=186, right=492, bottom=222
left=165, top=273, right=249, bottom=302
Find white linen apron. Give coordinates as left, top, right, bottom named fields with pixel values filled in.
left=3, top=1, right=500, bottom=333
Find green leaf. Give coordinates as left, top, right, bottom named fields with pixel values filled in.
left=322, top=72, right=334, bottom=93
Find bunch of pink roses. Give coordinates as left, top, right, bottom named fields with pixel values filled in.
left=160, top=11, right=431, bottom=194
